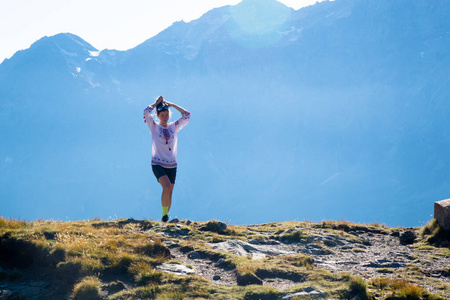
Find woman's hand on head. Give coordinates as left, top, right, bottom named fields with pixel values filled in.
left=154, top=96, right=164, bottom=106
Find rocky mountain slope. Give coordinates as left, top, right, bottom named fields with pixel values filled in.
left=0, top=217, right=449, bottom=299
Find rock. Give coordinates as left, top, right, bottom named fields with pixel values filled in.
left=157, top=263, right=195, bottom=275
left=217, top=221, right=227, bottom=233
left=215, top=258, right=226, bottom=266
left=116, top=218, right=153, bottom=230
left=250, top=239, right=280, bottom=245
left=208, top=239, right=293, bottom=259
left=390, top=230, right=401, bottom=237
left=323, top=239, right=337, bottom=247
left=306, top=234, right=342, bottom=247
left=248, top=239, right=261, bottom=245
left=213, top=275, right=221, bottom=281
left=280, top=287, right=327, bottom=299
left=209, top=240, right=249, bottom=256
left=188, top=251, right=201, bottom=259
left=434, top=199, right=450, bottom=231
left=186, top=220, right=192, bottom=226
left=236, top=271, right=263, bottom=286
left=305, top=243, right=328, bottom=255
left=364, top=260, right=405, bottom=269
left=200, top=220, right=228, bottom=234
left=169, top=218, right=179, bottom=224
left=155, top=224, right=189, bottom=238
left=399, top=230, right=416, bottom=245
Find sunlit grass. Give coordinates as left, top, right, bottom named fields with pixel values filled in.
left=71, top=276, right=102, bottom=300
left=369, top=277, right=442, bottom=300
left=0, top=218, right=448, bottom=299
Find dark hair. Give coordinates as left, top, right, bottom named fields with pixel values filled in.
left=156, top=102, right=169, bottom=116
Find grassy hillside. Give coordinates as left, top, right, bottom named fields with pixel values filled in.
left=0, top=217, right=449, bottom=299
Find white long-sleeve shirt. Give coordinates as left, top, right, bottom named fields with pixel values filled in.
left=143, top=106, right=191, bottom=168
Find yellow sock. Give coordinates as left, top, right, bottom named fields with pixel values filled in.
left=162, top=206, right=169, bottom=216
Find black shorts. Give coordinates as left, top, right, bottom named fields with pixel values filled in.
left=152, top=165, right=177, bottom=184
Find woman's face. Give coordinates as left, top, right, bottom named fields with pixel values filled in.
left=158, top=111, right=170, bottom=123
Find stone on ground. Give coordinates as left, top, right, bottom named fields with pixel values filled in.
left=399, top=231, right=416, bottom=245
left=280, top=287, right=327, bottom=299
left=157, top=263, right=195, bottom=275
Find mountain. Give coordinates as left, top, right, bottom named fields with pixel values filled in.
left=1, top=0, right=450, bottom=226
left=0, top=218, right=449, bottom=299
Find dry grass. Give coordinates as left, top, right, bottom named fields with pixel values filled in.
left=71, top=276, right=102, bottom=300
left=349, top=275, right=369, bottom=300
left=369, top=278, right=442, bottom=300
left=1, top=218, right=448, bottom=299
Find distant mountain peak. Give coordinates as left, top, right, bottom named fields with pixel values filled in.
left=52, top=33, right=97, bottom=50
left=35, top=33, right=97, bottom=54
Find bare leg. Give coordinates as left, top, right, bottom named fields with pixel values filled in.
left=168, top=183, right=174, bottom=212
left=158, top=175, right=174, bottom=213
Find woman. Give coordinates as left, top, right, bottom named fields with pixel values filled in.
left=143, top=96, right=191, bottom=222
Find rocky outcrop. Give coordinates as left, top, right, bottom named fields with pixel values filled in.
left=435, top=199, right=450, bottom=231
left=399, top=230, right=416, bottom=245
left=208, top=239, right=293, bottom=259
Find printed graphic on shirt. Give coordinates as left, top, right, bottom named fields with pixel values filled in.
left=162, top=128, right=170, bottom=144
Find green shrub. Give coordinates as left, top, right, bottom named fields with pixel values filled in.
left=244, top=286, right=280, bottom=300
left=135, top=269, right=163, bottom=286
left=349, top=276, right=369, bottom=300
left=134, top=241, right=170, bottom=259
left=420, top=219, right=450, bottom=246
left=280, top=230, right=304, bottom=243
left=129, top=261, right=163, bottom=286
left=71, top=276, right=102, bottom=300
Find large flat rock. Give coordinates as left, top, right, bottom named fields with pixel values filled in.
left=208, top=239, right=294, bottom=259
left=157, top=263, right=195, bottom=275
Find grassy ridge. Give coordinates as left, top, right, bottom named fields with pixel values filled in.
left=0, top=217, right=448, bottom=299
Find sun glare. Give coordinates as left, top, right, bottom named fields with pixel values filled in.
left=226, top=0, right=292, bottom=48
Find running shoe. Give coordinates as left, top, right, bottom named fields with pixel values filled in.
left=161, top=215, right=169, bottom=223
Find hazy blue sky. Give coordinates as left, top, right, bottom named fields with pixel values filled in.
left=0, top=0, right=324, bottom=63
